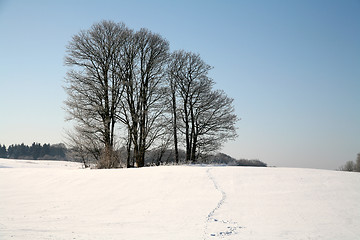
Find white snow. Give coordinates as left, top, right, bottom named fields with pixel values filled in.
left=1, top=159, right=360, bottom=239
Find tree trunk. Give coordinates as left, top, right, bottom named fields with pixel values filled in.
left=190, top=102, right=196, bottom=163
left=171, top=86, right=179, bottom=164
left=126, top=129, right=132, bottom=168
left=184, top=96, right=191, bottom=162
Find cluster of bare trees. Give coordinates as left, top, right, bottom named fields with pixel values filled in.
left=64, top=20, right=238, bottom=168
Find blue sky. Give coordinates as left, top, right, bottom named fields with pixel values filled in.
left=0, top=0, right=359, bottom=169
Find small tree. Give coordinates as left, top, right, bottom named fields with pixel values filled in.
left=65, top=128, right=102, bottom=168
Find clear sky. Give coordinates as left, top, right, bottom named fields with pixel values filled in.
left=0, top=0, right=359, bottom=170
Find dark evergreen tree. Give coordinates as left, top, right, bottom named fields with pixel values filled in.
left=49, top=144, right=66, bottom=159
left=7, top=144, right=30, bottom=159
left=7, top=145, right=14, bottom=158
left=31, top=142, right=41, bottom=160
left=0, top=145, right=7, bottom=158
left=17, top=143, right=29, bottom=159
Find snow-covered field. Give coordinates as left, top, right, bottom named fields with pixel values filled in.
left=1, top=159, right=360, bottom=240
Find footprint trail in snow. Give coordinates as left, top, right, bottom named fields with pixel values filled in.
left=204, top=168, right=242, bottom=239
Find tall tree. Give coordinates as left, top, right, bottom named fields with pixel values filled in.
left=168, top=75, right=179, bottom=164
left=64, top=20, right=129, bottom=168
left=117, top=28, right=169, bottom=167
left=168, top=50, right=212, bottom=162
left=167, top=54, right=182, bottom=163
left=168, top=50, right=238, bottom=162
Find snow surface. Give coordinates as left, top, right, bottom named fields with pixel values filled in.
left=1, top=158, right=360, bottom=239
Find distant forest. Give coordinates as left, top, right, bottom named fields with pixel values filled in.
left=0, top=143, right=267, bottom=168
left=0, top=143, right=66, bottom=160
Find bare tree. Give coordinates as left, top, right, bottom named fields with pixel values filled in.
left=192, top=89, right=238, bottom=160
left=168, top=50, right=212, bottom=162
left=166, top=55, right=181, bottom=163
left=168, top=50, right=238, bottom=162
left=64, top=20, right=129, bottom=168
left=116, top=28, right=170, bottom=167
left=65, top=128, right=102, bottom=168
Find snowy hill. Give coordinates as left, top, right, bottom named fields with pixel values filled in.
left=1, top=159, right=359, bottom=239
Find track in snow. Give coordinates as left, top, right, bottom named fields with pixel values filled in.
left=204, top=168, right=242, bottom=239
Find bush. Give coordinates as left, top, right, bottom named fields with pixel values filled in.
left=339, top=153, right=360, bottom=172
left=339, top=161, right=355, bottom=172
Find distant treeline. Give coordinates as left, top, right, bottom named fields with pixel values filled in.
left=0, top=143, right=66, bottom=160
left=0, top=143, right=267, bottom=168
